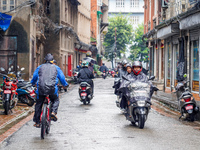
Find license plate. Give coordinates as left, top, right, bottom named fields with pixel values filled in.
left=4, top=90, right=11, bottom=94
left=30, top=93, right=35, bottom=97
left=185, top=105, right=193, bottom=110
left=81, top=93, right=87, bottom=96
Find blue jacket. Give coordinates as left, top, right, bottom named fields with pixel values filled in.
left=31, top=64, right=68, bottom=97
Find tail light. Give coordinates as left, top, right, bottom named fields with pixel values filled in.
left=74, top=73, right=77, bottom=76
left=184, top=97, right=191, bottom=102
left=81, top=87, right=86, bottom=90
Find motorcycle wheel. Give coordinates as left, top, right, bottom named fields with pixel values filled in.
left=41, top=104, right=47, bottom=139
left=189, top=113, right=195, bottom=122
left=138, top=114, right=145, bottom=129
left=27, top=96, right=35, bottom=106
left=83, top=100, right=87, bottom=105
left=4, top=101, right=10, bottom=115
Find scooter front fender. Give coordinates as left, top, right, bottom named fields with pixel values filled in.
left=4, top=94, right=10, bottom=102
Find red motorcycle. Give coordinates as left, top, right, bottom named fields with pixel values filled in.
left=0, top=67, right=18, bottom=115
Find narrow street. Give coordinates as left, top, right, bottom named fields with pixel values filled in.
left=1, top=77, right=200, bottom=150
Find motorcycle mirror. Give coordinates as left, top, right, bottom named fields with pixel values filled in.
left=21, top=67, right=25, bottom=71
left=0, top=67, right=5, bottom=72
left=148, top=76, right=155, bottom=81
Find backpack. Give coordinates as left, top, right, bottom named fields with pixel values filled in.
left=38, top=63, right=57, bottom=95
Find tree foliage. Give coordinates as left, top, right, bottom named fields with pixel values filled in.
left=129, top=23, right=149, bottom=62
left=103, top=14, right=133, bottom=61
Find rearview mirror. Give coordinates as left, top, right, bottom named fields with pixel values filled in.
left=122, top=75, right=129, bottom=81
left=0, top=67, right=5, bottom=72
left=149, top=76, right=155, bottom=81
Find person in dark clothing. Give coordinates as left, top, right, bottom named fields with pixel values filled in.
left=78, top=61, right=94, bottom=95
left=99, top=63, right=109, bottom=73
left=77, top=60, right=82, bottom=71
left=31, top=53, right=68, bottom=128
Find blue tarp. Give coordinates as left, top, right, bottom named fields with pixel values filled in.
left=0, top=12, right=12, bottom=31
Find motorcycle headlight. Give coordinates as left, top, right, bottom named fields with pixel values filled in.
left=137, top=101, right=146, bottom=107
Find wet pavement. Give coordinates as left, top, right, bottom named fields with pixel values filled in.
left=1, top=78, right=200, bottom=150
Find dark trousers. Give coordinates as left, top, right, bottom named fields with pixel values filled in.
left=33, top=95, right=59, bottom=124
left=120, top=95, right=128, bottom=109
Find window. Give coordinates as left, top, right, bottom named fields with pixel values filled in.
left=191, top=40, right=199, bottom=91
left=3, top=6, right=6, bottom=10
left=10, top=0, right=14, bottom=4
left=130, top=0, right=139, bottom=7
left=3, top=0, right=6, bottom=4
left=130, top=16, right=139, bottom=25
left=10, top=6, right=14, bottom=10
left=116, top=0, right=124, bottom=7
left=97, top=0, right=102, bottom=6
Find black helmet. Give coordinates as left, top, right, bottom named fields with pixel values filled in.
left=45, top=53, right=54, bottom=62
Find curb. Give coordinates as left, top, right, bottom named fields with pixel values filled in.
left=152, top=95, right=179, bottom=109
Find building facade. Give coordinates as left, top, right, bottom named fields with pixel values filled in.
left=77, top=0, right=91, bottom=62
left=0, top=0, right=46, bottom=80
left=91, top=0, right=109, bottom=65
left=144, top=0, right=200, bottom=101
left=108, top=0, right=144, bottom=30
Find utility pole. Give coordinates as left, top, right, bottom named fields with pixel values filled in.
left=114, top=27, right=117, bottom=68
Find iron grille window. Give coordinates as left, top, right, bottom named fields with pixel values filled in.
left=131, top=0, right=139, bottom=7
left=116, top=0, right=124, bottom=7
left=130, top=16, right=139, bottom=24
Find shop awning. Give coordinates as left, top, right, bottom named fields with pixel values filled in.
left=157, top=23, right=179, bottom=39
left=0, top=12, right=12, bottom=31
left=180, top=12, right=200, bottom=30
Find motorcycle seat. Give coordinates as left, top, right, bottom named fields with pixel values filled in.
left=80, top=82, right=90, bottom=87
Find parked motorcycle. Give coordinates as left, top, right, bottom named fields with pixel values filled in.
left=173, top=76, right=199, bottom=121
left=79, top=82, right=93, bottom=105
left=0, top=67, right=18, bottom=115
left=72, top=69, right=79, bottom=84
left=121, top=76, right=156, bottom=129
left=17, top=81, right=36, bottom=106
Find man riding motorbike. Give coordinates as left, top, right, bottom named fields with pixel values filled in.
left=99, top=63, right=109, bottom=74
left=31, top=53, right=68, bottom=128
left=77, top=61, right=94, bottom=95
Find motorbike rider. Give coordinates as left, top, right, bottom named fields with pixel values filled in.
left=77, top=61, right=94, bottom=95
left=31, top=53, right=68, bottom=128
left=99, top=63, right=109, bottom=73
left=113, top=59, right=128, bottom=95
left=120, top=63, right=133, bottom=112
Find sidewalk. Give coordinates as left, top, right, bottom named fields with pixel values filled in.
left=152, top=91, right=179, bottom=109
left=152, top=90, right=200, bottom=120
